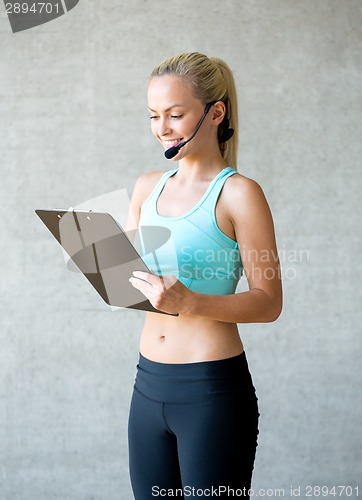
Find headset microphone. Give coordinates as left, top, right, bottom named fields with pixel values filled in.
left=164, top=101, right=216, bottom=160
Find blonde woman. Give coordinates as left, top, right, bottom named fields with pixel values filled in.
left=127, top=52, right=282, bottom=499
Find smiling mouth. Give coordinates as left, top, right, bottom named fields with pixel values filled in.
left=162, top=139, right=183, bottom=148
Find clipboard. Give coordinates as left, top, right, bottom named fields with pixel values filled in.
left=35, top=208, right=177, bottom=315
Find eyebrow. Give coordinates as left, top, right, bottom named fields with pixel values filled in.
left=148, top=104, right=185, bottom=113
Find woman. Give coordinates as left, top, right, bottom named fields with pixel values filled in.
left=127, top=52, right=282, bottom=499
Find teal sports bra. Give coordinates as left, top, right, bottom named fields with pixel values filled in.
left=137, top=167, right=243, bottom=295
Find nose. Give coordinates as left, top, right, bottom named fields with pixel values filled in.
left=157, top=117, right=172, bottom=137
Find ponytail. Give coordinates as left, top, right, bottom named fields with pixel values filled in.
left=210, top=57, right=238, bottom=169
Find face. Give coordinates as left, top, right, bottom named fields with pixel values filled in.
left=147, top=75, right=213, bottom=160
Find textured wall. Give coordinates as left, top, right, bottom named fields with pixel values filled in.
left=0, top=0, right=361, bottom=498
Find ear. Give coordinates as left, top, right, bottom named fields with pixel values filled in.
left=211, top=101, right=226, bottom=126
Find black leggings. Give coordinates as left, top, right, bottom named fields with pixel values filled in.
left=128, top=352, right=259, bottom=499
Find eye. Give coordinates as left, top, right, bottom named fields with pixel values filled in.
left=171, top=114, right=184, bottom=119
left=149, top=115, right=159, bottom=120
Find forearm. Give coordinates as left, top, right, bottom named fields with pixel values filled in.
left=185, top=288, right=282, bottom=324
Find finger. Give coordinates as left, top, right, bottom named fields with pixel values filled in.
left=133, top=271, right=164, bottom=289
left=129, top=277, right=152, bottom=293
left=130, top=278, right=159, bottom=305
left=132, top=271, right=151, bottom=281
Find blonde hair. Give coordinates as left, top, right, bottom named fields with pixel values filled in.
left=150, top=52, right=239, bottom=169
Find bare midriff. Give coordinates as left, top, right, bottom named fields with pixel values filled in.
left=140, top=312, right=244, bottom=364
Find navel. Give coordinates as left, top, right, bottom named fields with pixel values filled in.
left=159, top=335, right=166, bottom=343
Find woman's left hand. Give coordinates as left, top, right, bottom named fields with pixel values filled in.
left=129, top=271, right=192, bottom=315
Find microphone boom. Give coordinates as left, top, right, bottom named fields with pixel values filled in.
left=164, top=101, right=216, bottom=160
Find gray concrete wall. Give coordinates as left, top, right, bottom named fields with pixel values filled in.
left=1, top=0, right=361, bottom=498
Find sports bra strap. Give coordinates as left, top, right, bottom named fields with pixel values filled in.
left=198, top=167, right=237, bottom=215
left=141, top=167, right=237, bottom=218
left=141, top=168, right=178, bottom=214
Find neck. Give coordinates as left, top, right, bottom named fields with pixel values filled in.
left=176, top=144, right=227, bottom=180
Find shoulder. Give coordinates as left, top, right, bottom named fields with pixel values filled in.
left=224, top=171, right=267, bottom=203
left=131, top=169, right=167, bottom=205
left=222, top=171, right=272, bottom=221
left=128, top=169, right=170, bottom=229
